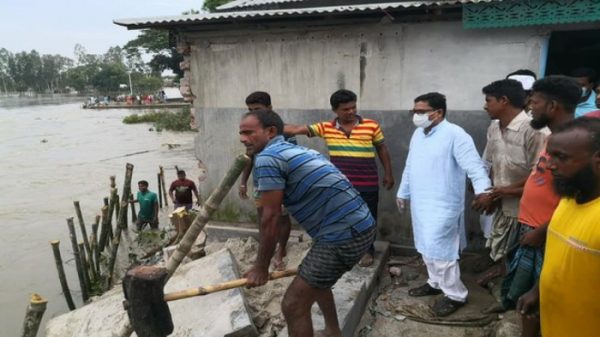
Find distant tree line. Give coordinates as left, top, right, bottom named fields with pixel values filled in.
left=0, top=29, right=181, bottom=96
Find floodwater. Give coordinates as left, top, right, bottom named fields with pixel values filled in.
left=0, top=96, right=198, bottom=336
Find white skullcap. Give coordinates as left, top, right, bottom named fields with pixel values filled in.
left=507, top=74, right=536, bottom=90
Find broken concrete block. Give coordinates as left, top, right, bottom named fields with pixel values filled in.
left=45, top=248, right=257, bottom=337
left=278, top=241, right=389, bottom=337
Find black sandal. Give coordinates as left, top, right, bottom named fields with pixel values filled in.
left=432, top=296, right=466, bottom=317
left=408, top=283, right=443, bottom=297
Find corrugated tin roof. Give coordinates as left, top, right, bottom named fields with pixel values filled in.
left=217, top=0, right=306, bottom=11
left=114, top=0, right=502, bottom=28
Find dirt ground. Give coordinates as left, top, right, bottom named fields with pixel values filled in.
left=353, top=254, right=523, bottom=337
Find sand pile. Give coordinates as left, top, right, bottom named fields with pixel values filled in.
left=206, top=237, right=311, bottom=337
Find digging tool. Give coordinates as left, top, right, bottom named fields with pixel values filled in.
left=123, top=265, right=297, bottom=337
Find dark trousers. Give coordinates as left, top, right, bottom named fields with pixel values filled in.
left=360, top=190, right=378, bottom=255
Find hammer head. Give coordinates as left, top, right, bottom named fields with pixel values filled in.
left=123, top=266, right=173, bottom=337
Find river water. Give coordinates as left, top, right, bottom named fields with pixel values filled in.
left=0, top=96, right=198, bottom=336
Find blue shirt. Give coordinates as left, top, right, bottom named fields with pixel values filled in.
left=575, top=92, right=598, bottom=118
left=397, top=120, right=491, bottom=260
left=254, top=135, right=374, bottom=243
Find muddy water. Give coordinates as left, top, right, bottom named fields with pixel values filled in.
left=0, top=98, right=199, bottom=336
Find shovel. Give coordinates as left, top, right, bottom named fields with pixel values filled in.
left=122, top=265, right=297, bottom=337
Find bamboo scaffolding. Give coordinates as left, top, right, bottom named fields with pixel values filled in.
left=106, top=163, right=134, bottom=290
left=74, top=201, right=96, bottom=281
left=20, top=293, right=47, bottom=337
left=160, top=166, right=168, bottom=207
left=50, top=240, right=76, bottom=310
left=66, top=217, right=89, bottom=302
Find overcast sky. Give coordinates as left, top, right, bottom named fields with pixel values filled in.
left=0, top=0, right=203, bottom=58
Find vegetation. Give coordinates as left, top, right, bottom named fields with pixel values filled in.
left=122, top=108, right=194, bottom=132
left=203, top=0, right=234, bottom=11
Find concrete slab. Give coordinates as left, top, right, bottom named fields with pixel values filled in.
left=278, top=241, right=389, bottom=337
left=205, top=221, right=305, bottom=245
left=45, top=248, right=257, bottom=337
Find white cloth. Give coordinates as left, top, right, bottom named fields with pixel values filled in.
left=397, top=120, right=491, bottom=261
left=480, top=214, right=493, bottom=239
left=423, top=255, right=468, bottom=302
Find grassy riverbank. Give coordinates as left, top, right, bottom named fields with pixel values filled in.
left=122, top=108, right=194, bottom=132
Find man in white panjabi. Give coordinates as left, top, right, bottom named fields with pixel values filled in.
left=397, top=92, right=492, bottom=316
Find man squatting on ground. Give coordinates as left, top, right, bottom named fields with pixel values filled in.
left=396, top=92, right=492, bottom=316
left=285, top=89, right=394, bottom=267
left=239, top=91, right=295, bottom=269
left=241, top=109, right=376, bottom=337
left=130, top=180, right=159, bottom=231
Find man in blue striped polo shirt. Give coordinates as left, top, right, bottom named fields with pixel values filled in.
left=240, top=109, right=375, bottom=337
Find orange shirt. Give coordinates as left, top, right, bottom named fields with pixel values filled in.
left=518, top=150, right=560, bottom=227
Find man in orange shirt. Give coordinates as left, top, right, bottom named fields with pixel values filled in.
left=507, top=76, right=580, bottom=337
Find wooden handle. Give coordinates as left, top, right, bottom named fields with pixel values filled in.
left=163, top=268, right=297, bottom=302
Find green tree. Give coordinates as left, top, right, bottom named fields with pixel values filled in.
left=133, top=74, right=163, bottom=94
left=0, top=48, right=15, bottom=93
left=202, top=0, right=233, bottom=11
left=91, top=62, right=128, bottom=95
left=124, top=29, right=182, bottom=77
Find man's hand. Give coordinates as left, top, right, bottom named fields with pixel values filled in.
left=195, top=199, right=201, bottom=206
left=516, top=288, right=539, bottom=320
left=244, top=265, right=269, bottom=288
left=383, top=175, right=395, bottom=190
left=396, top=198, right=407, bottom=214
left=520, top=227, right=546, bottom=247
left=239, top=185, right=248, bottom=199
left=472, top=193, right=497, bottom=215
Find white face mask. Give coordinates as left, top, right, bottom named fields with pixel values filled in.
left=413, top=112, right=434, bottom=128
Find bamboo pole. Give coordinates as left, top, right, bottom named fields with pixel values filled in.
left=66, top=217, right=89, bottom=302
left=91, top=215, right=101, bottom=275
left=106, top=163, right=134, bottom=289
left=50, top=240, right=76, bottom=310
left=165, top=154, right=250, bottom=280
left=79, top=242, right=92, bottom=295
left=103, top=197, right=109, bottom=207
left=160, top=166, right=168, bottom=207
left=117, top=154, right=249, bottom=337
left=157, top=173, right=163, bottom=209
left=20, top=293, right=47, bottom=337
left=130, top=193, right=137, bottom=223
left=107, top=188, right=118, bottom=238
left=74, top=201, right=96, bottom=281
left=98, top=205, right=110, bottom=253
left=114, top=192, right=121, bottom=224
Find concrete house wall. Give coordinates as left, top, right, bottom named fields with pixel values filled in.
left=182, top=20, right=547, bottom=246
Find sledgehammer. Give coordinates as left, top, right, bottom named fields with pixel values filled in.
left=122, top=265, right=297, bottom=337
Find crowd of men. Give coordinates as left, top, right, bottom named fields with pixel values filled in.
left=238, top=67, right=600, bottom=337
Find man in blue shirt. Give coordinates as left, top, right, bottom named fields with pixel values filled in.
left=240, top=109, right=375, bottom=337
left=571, top=67, right=598, bottom=117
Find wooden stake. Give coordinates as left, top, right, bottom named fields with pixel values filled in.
left=91, top=215, right=101, bottom=274
left=130, top=193, right=137, bottom=223
left=20, top=293, right=47, bottom=337
left=106, top=163, right=134, bottom=289
left=50, top=240, right=76, bottom=310
left=104, top=197, right=109, bottom=207
left=74, top=201, right=96, bottom=281
left=108, top=188, right=118, bottom=238
left=66, top=217, right=89, bottom=302
left=160, top=166, right=168, bottom=207
left=98, top=206, right=110, bottom=253
left=79, top=242, right=92, bottom=295
left=157, top=173, right=163, bottom=209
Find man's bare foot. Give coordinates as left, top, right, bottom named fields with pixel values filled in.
left=314, top=329, right=341, bottom=337
left=476, top=264, right=504, bottom=287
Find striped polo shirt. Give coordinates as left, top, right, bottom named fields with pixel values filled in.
left=254, top=136, right=375, bottom=243
left=307, top=116, right=384, bottom=192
